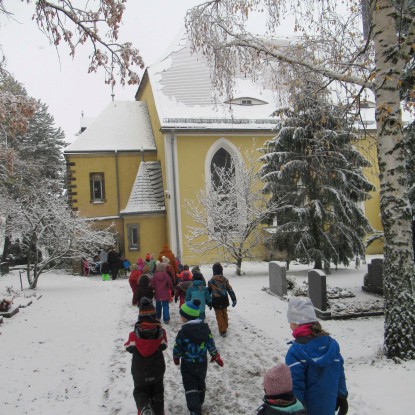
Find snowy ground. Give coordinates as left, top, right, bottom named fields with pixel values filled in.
left=0, top=257, right=414, bottom=415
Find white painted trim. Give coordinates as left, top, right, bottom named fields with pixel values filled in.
left=204, top=138, right=242, bottom=190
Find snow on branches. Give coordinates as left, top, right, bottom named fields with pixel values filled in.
left=3, top=0, right=145, bottom=85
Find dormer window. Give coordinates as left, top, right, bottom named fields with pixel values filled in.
left=241, top=99, right=252, bottom=105
left=226, top=97, right=268, bottom=106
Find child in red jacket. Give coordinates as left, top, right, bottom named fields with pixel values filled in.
left=125, top=297, right=167, bottom=415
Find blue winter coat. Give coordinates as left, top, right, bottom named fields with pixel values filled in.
left=285, top=335, right=347, bottom=415
left=185, top=280, right=212, bottom=313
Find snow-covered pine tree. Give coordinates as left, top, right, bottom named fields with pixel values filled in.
left=259, top=83, right=375, bottom=271
left=0, top=71, right=65, bottom=263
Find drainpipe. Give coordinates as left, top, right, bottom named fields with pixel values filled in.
left=170, top=130, right=181, bottom=260
left=115, top=150, right=122, bottom=252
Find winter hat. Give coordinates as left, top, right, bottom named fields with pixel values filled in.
left=162, top=256, right=170, bottom=264
left=191, top=265, right=201, bottom=274
left=263, top=364, right=293, bottom=396
left=192, top=271, right=204, bottom=281
left=145, top=253, right=151, bottom=261
left=180, top=299, right=201, bottom=320
left=212, top=262, right=223, bottom=275
left=138, top=297, right=157, bottom=321
left=287, top=297, right=318, bottom=325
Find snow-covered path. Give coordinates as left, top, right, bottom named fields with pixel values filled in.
left=1, top=264, right=414, bottom=414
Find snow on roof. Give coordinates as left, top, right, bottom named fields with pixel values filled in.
left=147, top=35, right=413, bottom=132
left=120, top=161, right=165, bottom=215
left=146, top=35, right=283, bottom=131
left=64, top=101, right=156, bottom=153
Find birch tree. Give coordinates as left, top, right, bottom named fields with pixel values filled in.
left=186, top=0, right=415, bottom=359
left=0, top=0, right=144, bottom=86
left=185, top=146, right=284, bottom=275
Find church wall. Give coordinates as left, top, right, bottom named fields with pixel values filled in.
left=174, top=132, right=273, bottom=265
left=65, top=151, right=159, bottom=258
left=135, top=80, right=172, bottom=246
left=123, top=214, right=167, bottom=264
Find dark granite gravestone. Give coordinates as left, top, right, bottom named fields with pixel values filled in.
left=269, top=261, right=288, bottom=297
left=308, top=269, right=331, bottom=319
left=0, top=262, right=9, bottom=275
left=362, top=258, right=384, bottom=295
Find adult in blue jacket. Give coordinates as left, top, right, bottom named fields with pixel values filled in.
left=285, top=297, right=348, bottom=415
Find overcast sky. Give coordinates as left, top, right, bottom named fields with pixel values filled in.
left=0, top=0, right=201, bottom=144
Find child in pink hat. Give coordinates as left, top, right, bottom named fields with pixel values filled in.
left=257, top=363, right=306, bottom=414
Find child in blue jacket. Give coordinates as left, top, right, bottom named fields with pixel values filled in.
left=185, top=271, right=212, bottom=320
left=285, top=297, right=348, bottom=415
left=173, top=299, right=223, bottom=415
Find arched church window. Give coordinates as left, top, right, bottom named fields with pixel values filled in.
left=210, top=148, right=237, bottom=231
left=210, top=148, right=235, bottom=192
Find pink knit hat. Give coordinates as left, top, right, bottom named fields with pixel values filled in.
left=263, top=363, right=292, bottom=396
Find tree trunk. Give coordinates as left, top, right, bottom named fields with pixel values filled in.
left=373, top=1, right=415, bottom=359
left=236, top=257, right=242, bottom=276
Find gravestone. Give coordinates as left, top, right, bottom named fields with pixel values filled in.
left=362, top=258, right=384, bottom=295
left=0, top=305, right=19, bottom=318
left=268, top=261, right=287, bottom=297
left=308, top=269, right=331, bottom=319
left=0, top=262, right=9, bottom=275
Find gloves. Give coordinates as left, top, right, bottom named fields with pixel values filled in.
left=210, top=353, right=224, bottom=367
left=232, top=300, right=237, bottom=307
left=335, top=396, right=348, bottom=415
left=173, top=357, right=180, bottom=365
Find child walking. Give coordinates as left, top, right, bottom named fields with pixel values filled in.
left=175, top=269, right=193, bottom=307
left=285, top=297, right=348, bottom=415
left=101, top=261, right=110, bottom=281
left=134, top=272, right=155, bottom=306
left=124, top=297, right=168, bottom=415
left=207, top=262, right=237, bottom=337
left=173, top=299, right=224, bottom=415
left=150, top=262, right=173, bottom=324
left=257, top=363, right=307, bottom=414
left=185, top=271, right=212, bottom=321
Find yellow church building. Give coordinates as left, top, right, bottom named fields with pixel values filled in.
left=64, top=36, right=383, bottom=265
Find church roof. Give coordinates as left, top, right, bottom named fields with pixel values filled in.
left=142, top=35, right=283, bottom=131
left=64, top=101, right=156, bottom=153
left=121, top=161, right=165, bottom=215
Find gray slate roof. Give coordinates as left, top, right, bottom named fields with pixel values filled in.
left=64, top=101, right=156, bottom=153
left=121, top=161, right=165, bottom=215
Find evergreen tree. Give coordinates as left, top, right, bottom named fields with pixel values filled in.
left=259, top=85, right=375, bottom=270
left=0, top=72, right=65, bottom=262
left=0, top=72, right=65, bottom=182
